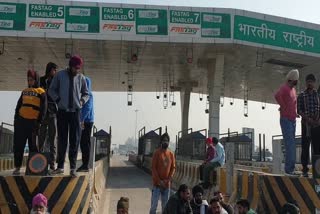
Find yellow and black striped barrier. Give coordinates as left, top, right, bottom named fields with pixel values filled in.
left=259, top=175, right=320, bottom=213
left=0, top=156, right=27, bottom=171
left=228, top=170, right=261, bottom=210
left=0, top=175, right=91, bottom=214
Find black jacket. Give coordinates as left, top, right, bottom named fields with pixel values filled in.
left=163, top=193, right=193, bottom=214
left=40, top=76, right=57, bottom=115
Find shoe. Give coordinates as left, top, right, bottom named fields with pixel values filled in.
left=52, top=168, right=64, bottom=175
left=70, top=169, right=78, bottom=177
left=76, top=165, right=89, bottom=172
left=302, top=172, right=309, bottom=177
left=12, top=168, right=20, bottom=175
left=285, top=171, right=300, bottom=177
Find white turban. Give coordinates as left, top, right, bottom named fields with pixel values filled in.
left=286, top=69, right=299, bottom=81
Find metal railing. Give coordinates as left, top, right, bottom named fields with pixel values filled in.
left=0, top=122, right=14, bottom=154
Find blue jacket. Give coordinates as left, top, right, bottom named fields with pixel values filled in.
left=81, top=77, right=94, bottom=122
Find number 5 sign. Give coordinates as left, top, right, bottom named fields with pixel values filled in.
left=27, top=4, right=65, bottom=32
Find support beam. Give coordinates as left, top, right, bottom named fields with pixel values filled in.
left=207, top=55, right=224, bottom=138
left=180, top=86, right=192, bottom=135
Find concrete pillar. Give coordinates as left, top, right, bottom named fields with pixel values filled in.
left=180, top=86, right=192, bottom=134
left=272, top=140, right=283, bottom=174
left=207, top=55, right=224, bottom=138
left=225, top=142, right=235, bottom=196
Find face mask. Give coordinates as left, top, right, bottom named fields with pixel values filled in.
left=161, top=143, right=169, bottom=149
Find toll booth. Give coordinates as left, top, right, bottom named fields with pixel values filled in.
left=93, top=128, right=111, bottom=159
left=138, top=126, right=162, bottom=157
left=220, top=133, right=253, bottom=161
left=176, top=129, right=207, bottom=160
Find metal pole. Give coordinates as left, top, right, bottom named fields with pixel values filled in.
left=263, top=134, right=266, bottom=162
left=135, top=109, right=139, bottom=151
left=259, top=134, right=262, bottom=162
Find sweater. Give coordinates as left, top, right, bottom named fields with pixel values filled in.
left=151, top=148, right=176, bottom=188
left=48, top=69, right=89, bottom=112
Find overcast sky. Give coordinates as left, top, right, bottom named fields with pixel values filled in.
left=1, top=0, right=318, bottom=150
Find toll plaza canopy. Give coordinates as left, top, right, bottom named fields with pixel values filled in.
left=0, top=0, right=320, bottom=104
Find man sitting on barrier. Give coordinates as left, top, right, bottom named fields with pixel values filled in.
left=199, top=137, right=216, bottom=181
left=201, top=137, right=225, bottom=189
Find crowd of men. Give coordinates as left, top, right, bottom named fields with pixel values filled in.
left=12, top=55, right=94, bottom=177
left=275, top=69, right=320, bottom=177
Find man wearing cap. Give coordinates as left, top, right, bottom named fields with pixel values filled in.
left=297, top=74, right=320, bottom=177
left=199, top=138, right=216, bottom=181
left=49, top=55, right=89, bottom=177
left=13, top=70, right=47, bottom=175
left=30, top=193, right=49, bottom=214
left=201, top=137, right=225, bottom=189
left=117, top=197, right=129, bottom=214
left=275, top=69, right=299, bottom=176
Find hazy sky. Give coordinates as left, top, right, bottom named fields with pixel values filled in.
left=1, top=0, right=318, bottom=150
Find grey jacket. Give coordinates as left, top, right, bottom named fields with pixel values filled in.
left=48, top=69, right=89, bottom=111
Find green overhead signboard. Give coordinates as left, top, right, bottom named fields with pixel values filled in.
left=65, top=6, right=99, bottom=33
left=27, top=4, right=65, bottom=32
left=0, top=2, right=26, bottom=31
left=136, top=9, right=168, bottom=35
left=169, top=10, right=201, bottom=37
left=101, top=7, right=135, bottom=34
left=29, top=4, right=64, bottom=19
left=234, top=15, right=320, bottom=54
left=201, top=13, right=231, bottom=38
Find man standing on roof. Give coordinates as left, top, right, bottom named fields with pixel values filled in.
left=149, top=133, right=176, bottom=214
left=297, top=74, right=320, bottom=177
left=49, top=55, right=89, bottom=177
left=13, top=70, right=47, bottom=175
left=39, top=62, right=58, bottom=172
left=77, top=76, right=94, bottom=172
left=274, top=69, right=299, bottom=176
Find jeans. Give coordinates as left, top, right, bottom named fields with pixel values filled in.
left=80, top=122, right=93, bottom=168
left=56, top=110, right=81, bottom=170
left=149, top=186, right=170, bottom=214
left=280, top=118, right=296, bottom=173
left=203, top=162, right=221, bottom=185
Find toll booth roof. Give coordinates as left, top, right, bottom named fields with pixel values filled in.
left=220, top=135, right=251, bottom=143
left=93, top=129, right=110, bottom=138
left=188, top=132, right=206, bottom=139
left=144, top=130, right=159, bottom=138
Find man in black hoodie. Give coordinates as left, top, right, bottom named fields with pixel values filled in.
left=13, top=70, right=47, bottom=175
left=39, top=62, right=58, bottom=171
